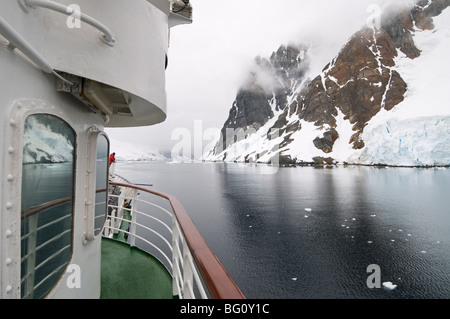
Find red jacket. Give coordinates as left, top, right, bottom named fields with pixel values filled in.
left=109, top=153, right=116, bottom=165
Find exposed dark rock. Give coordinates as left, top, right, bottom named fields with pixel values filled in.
left=312, top=156, right=335, bottom=165
left=212, top=44, right=310, bottom=156
left=313, top=128, right=339, bottom=154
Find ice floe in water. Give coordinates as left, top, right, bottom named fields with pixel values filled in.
left=382, top=282, right=397, bottom=291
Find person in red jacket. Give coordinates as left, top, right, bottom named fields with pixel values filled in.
left=109, top=152, right=116, bottom=165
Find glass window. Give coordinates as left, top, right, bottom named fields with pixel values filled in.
left=20, top=114, right=75, bottom=299
left=94, top=134, right=109, bottom=236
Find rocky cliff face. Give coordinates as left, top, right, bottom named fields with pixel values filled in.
left=206, top=0, right=450, bottom=166
left=213, top=44, right=309, bottom=157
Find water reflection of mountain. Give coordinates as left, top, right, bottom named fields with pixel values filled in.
left=115, top=162, right=450, bottom=299
left=23, top=144, right=71, bottom=164
left=216, top=164, right=450, bottom=299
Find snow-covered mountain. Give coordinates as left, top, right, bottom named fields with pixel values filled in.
left=206, top=0, right=450, bottom=167
left=109, top=138, right=169, bottom=162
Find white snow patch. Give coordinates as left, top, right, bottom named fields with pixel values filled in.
left=382, top=282, right=397, bottom=291
left=109, top=138, right=168, bottom=162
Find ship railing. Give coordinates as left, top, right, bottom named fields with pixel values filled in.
left=104, top=182, right=245, bottom=300
left=19, top=0, right=116, bottom=45
left=20, top=199, right=73, bottom=299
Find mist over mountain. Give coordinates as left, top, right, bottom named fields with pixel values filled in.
left=206, top=0, right=450, bottom=167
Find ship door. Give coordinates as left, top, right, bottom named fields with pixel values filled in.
left=84, top=128, right=110, bottom=242
left=20, top=114, right=75, bottom=299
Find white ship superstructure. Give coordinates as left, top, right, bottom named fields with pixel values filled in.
left=0, top=0, right=243, bottom=300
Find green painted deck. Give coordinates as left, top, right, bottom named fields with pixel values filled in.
left=100, top=238, right=173, bottom=299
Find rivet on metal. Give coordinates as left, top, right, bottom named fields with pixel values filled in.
left=6, top=258, right=12, bottom=266
left=5, top=285, right=12, bottom=294
left=6, top=202, right=13, bottom=209
left=5, top=230, right=13, bottom=238
left=7, top=174, right=13, bottom=182
left=8, top=147, right=14, bottom=154
left=9, top=119, right=16, bottom=127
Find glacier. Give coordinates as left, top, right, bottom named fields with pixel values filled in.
left=349, top=9, right=450, bottom=166
left=349, top=116, right=450, bottom=166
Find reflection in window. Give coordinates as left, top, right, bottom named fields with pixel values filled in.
left=94, top=134, right=109, bottom=236
left=21, top=114, right=75, bottom=299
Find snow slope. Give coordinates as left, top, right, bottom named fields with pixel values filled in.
left=350, top=9, right=450, bottom=166
left=109, top=138, right=168, bottom=162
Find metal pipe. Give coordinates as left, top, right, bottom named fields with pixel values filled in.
left=0, top=16, right=53, bottom=73
left=24, top=0, right=116, bottom=45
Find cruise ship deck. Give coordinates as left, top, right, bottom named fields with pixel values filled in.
left=100, top=238, right=173, bottom=299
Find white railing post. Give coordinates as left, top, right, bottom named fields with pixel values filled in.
left=172, top=217, right=181, bottom=298
left=23, top=214, right=38, bottom=298
left=182, top=239, right=194, bottom=299
left=129, top=189, right=138, bottom=247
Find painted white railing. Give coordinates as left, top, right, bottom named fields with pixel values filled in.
left=20, top=200, right=73, bottom=299
left=104, top=182, right=236, bottom=299
left=19, top=0, right=116, bottom=45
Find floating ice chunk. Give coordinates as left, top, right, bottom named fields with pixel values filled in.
left=292, top=278, right=298, bottom=281
left=370, top=215, right=376, bottom=217
left=368, top=241, right=373, bottom=244
left=352, top=218, right=356, bottom=221
left=421, top=250, right=427, bottom=254
left=382, top=282, right=397, bottom=291
left=304, top=215, right=309, bottom=218
left=304, top=208, right=312, bottom=212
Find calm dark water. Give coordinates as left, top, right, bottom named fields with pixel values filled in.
left=116, top=161, right=450, bottom=299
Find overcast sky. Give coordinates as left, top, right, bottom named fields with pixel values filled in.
left=106, top=0, right=412, bottom=154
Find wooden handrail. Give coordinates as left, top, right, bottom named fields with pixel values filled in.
left=110, top=182, right=245, bottom=299
left=21, top=188, right=107, bottom=220
left=21, top=196, right=72, bottom=220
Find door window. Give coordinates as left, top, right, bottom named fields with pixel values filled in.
left=20, top=114, right=75, bottom=299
